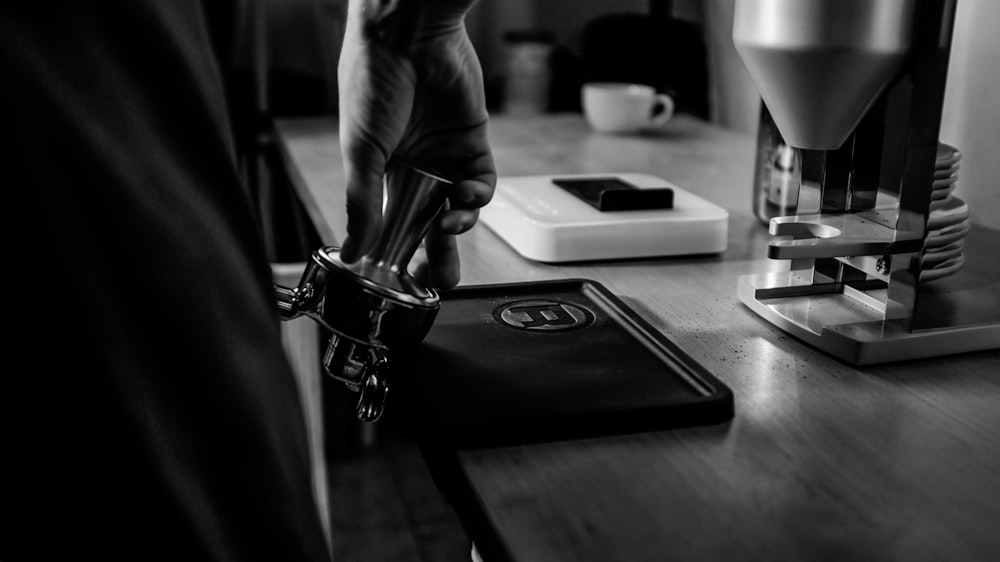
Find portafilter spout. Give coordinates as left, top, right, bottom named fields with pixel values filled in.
left=274, top=164, right=453, bottom=422
left=733, top=0, right=916, bottom=150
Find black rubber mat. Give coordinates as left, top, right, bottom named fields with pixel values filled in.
left=400, top=279, right=733, bottom=449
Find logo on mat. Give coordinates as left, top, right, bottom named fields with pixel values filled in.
left=493, top=299, right=595, bottom=332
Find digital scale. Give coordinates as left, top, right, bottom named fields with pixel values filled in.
left=480, top=173, right=729, bottom=262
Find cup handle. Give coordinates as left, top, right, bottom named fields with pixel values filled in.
left=649, top=93, right=675, bottom=128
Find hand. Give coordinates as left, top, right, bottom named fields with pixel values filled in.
left=338, top=0, right=496, bottom=290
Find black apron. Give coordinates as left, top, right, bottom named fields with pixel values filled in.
left=0, top=2, right=331, bottom=560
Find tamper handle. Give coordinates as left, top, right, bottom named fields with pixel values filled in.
left=364, top=164, right=454, bottom=279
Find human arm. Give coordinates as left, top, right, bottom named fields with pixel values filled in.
left=337, top=0, right=496, bottom=289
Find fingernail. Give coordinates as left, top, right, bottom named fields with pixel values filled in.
left=339, top=238, right=358, bottom=262
left=439, top=214, right=467, bottom=234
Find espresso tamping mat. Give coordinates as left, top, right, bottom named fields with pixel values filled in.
left=397, top=279, right=733, bottom=449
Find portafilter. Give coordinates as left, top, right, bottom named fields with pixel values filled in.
left=274, top=163, right=452, bottom=422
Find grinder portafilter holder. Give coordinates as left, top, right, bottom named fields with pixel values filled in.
left=274, top=164, right=452, bottom=422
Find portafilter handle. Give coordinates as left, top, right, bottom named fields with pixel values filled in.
left=274, top=163, right=453, bottom=422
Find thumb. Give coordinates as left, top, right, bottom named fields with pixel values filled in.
left=339, top=141, right=387, bottom=263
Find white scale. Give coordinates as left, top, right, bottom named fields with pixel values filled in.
left=480, top=173, right=729, bottom=262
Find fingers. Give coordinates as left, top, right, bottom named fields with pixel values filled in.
left=408, top=159, right=494, bottom=291
left=438, top=177, right=492, bottom=234
left=336, top=41, right=414, bottom=262
left=419, top=227, right=462, bottom=290
left=336, top=32, right=494, bottom=271
left=438, top=207, right=479, bottom=235
left=341, top=135, right=493, bottom=264
left=451, top=174, right=496, bottom=208
left=437, top=154, right=496, bottom=235
left=339, top=146, right=387, bottom=263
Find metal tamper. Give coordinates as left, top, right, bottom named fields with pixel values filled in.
left=274, top=164, right=452, bottom=422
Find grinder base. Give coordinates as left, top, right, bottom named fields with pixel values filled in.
left=738, top=270, right=1000, bottom=365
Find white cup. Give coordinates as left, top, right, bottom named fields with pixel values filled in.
left=582, top=83, right=675, bottom=134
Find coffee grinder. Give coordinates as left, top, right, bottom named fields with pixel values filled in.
left=734, top=0, right=1000, bottom=364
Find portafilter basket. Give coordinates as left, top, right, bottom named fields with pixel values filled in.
left=274, top=163, right=453, bottom=422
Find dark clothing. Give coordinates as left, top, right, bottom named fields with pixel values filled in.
left=1, top=2, right=331, bottom=560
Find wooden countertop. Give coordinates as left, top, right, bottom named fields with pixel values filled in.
left=275, top=113, right=1000, bottom=562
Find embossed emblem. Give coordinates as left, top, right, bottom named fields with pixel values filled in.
left=493, top=299, right=595, bottom=332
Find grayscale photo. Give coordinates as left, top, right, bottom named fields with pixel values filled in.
left=3, top=1, right=998, bottom=560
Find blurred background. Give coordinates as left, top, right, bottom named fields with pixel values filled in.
left=240, top=0, right=997, bottom=262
